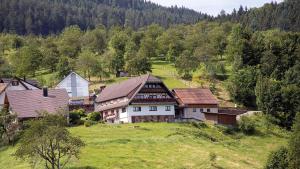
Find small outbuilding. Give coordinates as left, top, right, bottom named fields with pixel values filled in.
left=173, top=88, right=246, bottom=126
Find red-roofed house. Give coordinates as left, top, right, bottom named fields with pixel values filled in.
left=173, top=88, right=219, bottom=121
left=5, top=88, right=69, bottom=120
left=173, top=88, right=244, bottom=125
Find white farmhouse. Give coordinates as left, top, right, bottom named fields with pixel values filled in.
left=95, top=74, right=177, bottom=123
left=56, top=72, right=89, bottom=97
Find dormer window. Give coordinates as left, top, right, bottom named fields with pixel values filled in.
left=12, top=81, right=19, bottom=86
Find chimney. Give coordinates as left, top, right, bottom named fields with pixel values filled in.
left=43, top=87, right=48, bottom=97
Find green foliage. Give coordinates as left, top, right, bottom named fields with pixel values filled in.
left=14, top=113, right=85, bottom=169
left=227, top=66, right=257, bottom=107
left=84, top=120, right=97, bottom=127
left=265, top=146, right=289, bottom=169
left=0, top=109, right=19, bottom=145
left=58, top=26, right=82, bottom=58
left=87, top=112, right=101, bottom=122
left=56, top=56, right=72, bottom=79
left=175, top=50, right=199, bottom=79
left=10, top=45, right=42, bottom=77
left=288, top=112, right=300, bottom=169
left=238, top=116, right=256, bottom=135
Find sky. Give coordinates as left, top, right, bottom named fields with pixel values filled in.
left=148, top=0, right=283, bottom=16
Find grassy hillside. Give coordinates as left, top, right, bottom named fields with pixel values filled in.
left=0, top=115, right=289, bottom=169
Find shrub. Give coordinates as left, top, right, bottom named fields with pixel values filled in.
left=238, top=116, right=256, bottom=135
left=69, top=112, right=81, bottom=125
left=191, top=121, right=208, bottom=129
left=288, top=112, right=300, bottom=169
left=265, top=147, right=289, bottom=169
left=209, top=152, right=217, bottom=167
left=84, top=120, right=92, bottom=127
left=84, top=120, right=97, bottom=127
left=87, top=112, right=101, bottom=122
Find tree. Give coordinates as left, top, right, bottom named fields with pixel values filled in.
left=0, top=109, right=19, bottom=145
left=175, top=50, right=199, bottom=79
left=0, top=55, right=12, bottom=77
left=81, top=26, right=107, bottom=54
left=265, top=147, right=289, bottom=169
left=288, top=112, right=300, bottom=169
left=109, top=31, right=129, bottom=73
left=77, top=50, right=98, bottom=81
left=228, top=66, right=257, bottom=107
left=10, top=45, right=42, bottom=78
left=41, top=38, right=60, bottom=72
left=14, top=113, right=85, bottom=169
left=58, top=26, right=82, bottom=58
left=56, top=56, right=72, bottom=79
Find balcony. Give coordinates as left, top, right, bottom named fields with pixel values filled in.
left=139, top=88, right=167, bottom=93
left=131, top=98, right=177, bottom=104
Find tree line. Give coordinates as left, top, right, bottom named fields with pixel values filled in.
left=216, top=0, right=300, bottom=32
left=0, top=0, right=210, bottom=35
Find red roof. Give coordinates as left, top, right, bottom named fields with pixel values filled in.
left=173, top=88, right=218, bottom=105
left=6, top=89, right=69, bottom=118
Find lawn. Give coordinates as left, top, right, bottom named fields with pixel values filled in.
left=0, top=115, right=289, bottom=169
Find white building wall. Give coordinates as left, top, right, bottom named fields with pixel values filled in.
left=119, top=107, right=129, bottom=123
left=56, top=73, right=89, bottom=97
left=183, top=108, right=218, bottom=121
left=125, top=105, right=175, bottom=123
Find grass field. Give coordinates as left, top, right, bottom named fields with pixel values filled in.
left=0, top=115, right=289, bottom=169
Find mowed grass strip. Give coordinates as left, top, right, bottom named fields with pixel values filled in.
left=0, top=120, right=288, bottom=169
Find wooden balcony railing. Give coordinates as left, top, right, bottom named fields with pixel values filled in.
left=131, top=98, right=177, bottom=103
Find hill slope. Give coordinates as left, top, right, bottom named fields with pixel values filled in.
left=0, top=0, right=209, bottom=35
left=0, top=115, right=288, bottom=169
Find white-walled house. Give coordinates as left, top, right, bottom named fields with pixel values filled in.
left=0, top=77, right=39, bottom=109
left=56, top=72, right=89, bottom=98
left=95, top=74, right=177, bottom=123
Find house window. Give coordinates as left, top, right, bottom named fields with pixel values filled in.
left=122, top=108, right=126, bottom=113
left=200, top=108, right=203, bottom=112
left=207, top=109, right=211, bottom=112
left=136, top=95, right=144, bottom=99
left=133, top=107, right=141, bottom=112
left=193, top=108, right=197, bottom=112
left=149, top=95, right=157, bottom=99
left=165, top=106, right=171, bottom=111
left=12, top=81, right=19, bottom=86
left=149, top=106, right=157, bottom=111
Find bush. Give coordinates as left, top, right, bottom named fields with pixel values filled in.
left=238, top=116, right=256, bottom=135
left=265, top=147, right=289, bottom=169
left=87, top=112, right=101, bottom=122
left=69, top=112, right=81, bottom=125
left=191, top=121, right=208, bottom=129
left=84, top=120, right=97, bottom=127
left=72, top=109, right=86, bottom=117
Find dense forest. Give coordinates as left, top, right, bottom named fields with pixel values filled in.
left=0, top=0, right=299, bottom=35
left=216, top=0, right=300, bottom=32
left=0, top=0, right=210, bottom=35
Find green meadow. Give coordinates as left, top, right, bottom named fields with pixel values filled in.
left=0, top=115, right=288, bottom=169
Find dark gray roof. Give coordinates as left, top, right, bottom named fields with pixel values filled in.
left=96, top=74, right=162, bottom=103
left=6, top=89, right=69, bottom=118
